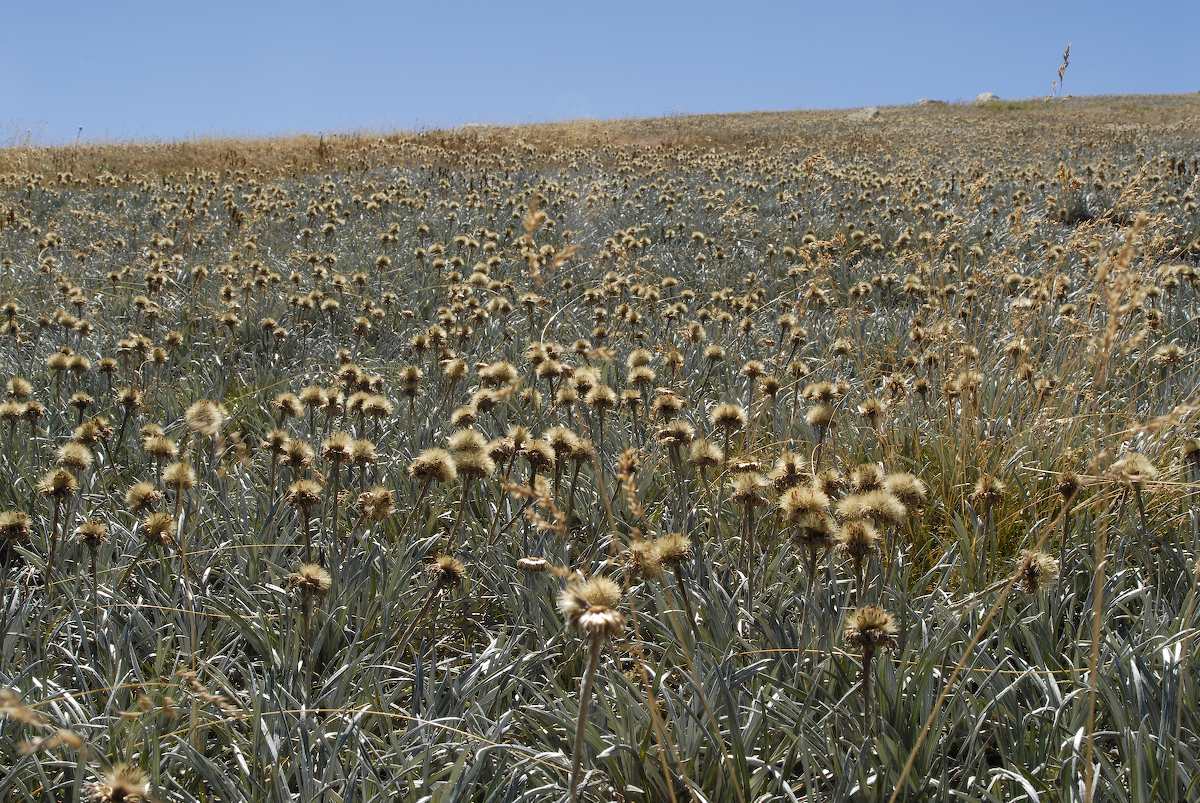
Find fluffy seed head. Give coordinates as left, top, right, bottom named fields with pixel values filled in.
left=779, top=485, right=830, bottom=522
left=56, top=442, right=93, bottom=471
left=883, top=472, right=928, bottom=510
left=654, top=532, right=693, bottom=566
left=409, top=448, right=458, bottom=484
left=74, top=519, right=109, bottom=548
left=1015, top=549, right=1060, bottom=593
left=125, top=481, right=161, bottom=513
left=184, top=399, right=227, bottom=437
left=38, top=468, right=78, bottom=500
left=86, top=763, right=150, bottom=803
left=429, top=555, right=466, bottom=589
left=843, top=605, right=898, bottom=653
left=141, top=512, right=175, bottom=546
left=287, top=479, right=324, bottom=509
left=162, top=461, right=196, bottom=491
left=559, top=577, right=624, bottom=638
left=1110, top=453, right=1158, bottom=485
left=288, top=563, right=332, bottom=596
left=688, top=438, right=723, bottom=468
left=710, top=402, right=747, bottom=431
left=455, top=450, right=496, bottom=480
left=0, top=511, right=31, bottom=541
left=448, top=428, right=488, bottom=455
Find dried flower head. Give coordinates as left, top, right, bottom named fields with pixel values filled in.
left=843, top=605, right=898, bottom=653
left=1015, top=549, right=1060, bottom=593
left=38, top=468, right=78, bottom=500
left=559, top=577, right=625, bottom=638
left=625, top=539, right=664, bottom=579
left=125, top=481, right=161, bottom=513
left=184, top=399, right=227, bottom=437
left=74, top=520, right=109, bottom=548
left=710, top=402, right=747, bottom=431
left=970, top=475, right=1007, bottom=509
left=429, top=554, right=466, bottom=590
left=86, top=763, right=150, bottom=803
left=162, top=461, right=196, bottom=491
left=1110, top=453, right=1158, bottom=485
left=654, top=532, right=693, bottom=566
left=288, top=563, right=332, bottom=597
left=0, top=510, right=31, bottom=542
left=141, top=512, right=175, bottom=546
left=409, top=448, right=458, bottom=484
left=883, top=472, right=928, bottom=511
left=287, top=479, right=324, bottom=510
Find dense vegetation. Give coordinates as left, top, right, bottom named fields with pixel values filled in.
left=1, top=95, right=1200, bottom=802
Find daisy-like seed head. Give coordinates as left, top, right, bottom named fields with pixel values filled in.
left=409, top=448, right=458, bottom=484
left=653, top=532, right=692, bottom=566
left=730, top=472, right=769, bottom=506
left=0, top=510, right=32, bottom=541
left=850, top=463, right=885, bottom=493
left=651, top=389, right=684, bottom=420
left=74, top=519, right=109, bottom=548
left=836, top=519, right=879, bottom=562
left=288, top=563, right=332, bottom=596
left=1182, top=439, right=1200, bottom=469
left=710, top=402, right=747, bottom=431
left=805, top=403, right=835, bottom=429
left=282, top=439, right=314, bottom=468
left=184, top=399, right=227, bottom=437
left=448, top=428, right=488, bottom=455
left=273, top=392, right=303, bottom=419
left=779, top=485, right=831, bottom=522
left=1058, top=470, right=1081, bottom=500
left=585, top=384, right=617, bottom=411
left=56, top=442, right=93, bottom=471
left=143, top=433, right=179, bottom=460
left=38, top=468, right=78, bottom=499
left=86, top=762, right=150, bottom=803
left=141, top=512, right=175, bottom=546
left=1015, top=549, right=1060, bottom=593
left=351, top=439, right=376, bottom=465
left=971, top=475, right=1007, bottom=509
left=125, top=482, right=161, bottom=513
left=569, top=438, right=596, bottom=463
left=688, top=438, right=723, bottom=468
left=558, top=577, right=624, bottom=638
left=843, top=605, right=898, bottom=653
left=162, top=461, right=196, bottom=491
left=450, top=405, right=478, bottom=427
left=6, top=376, right=32, bottom=399
left=321, top=431, right=354, bottom=463
left=770, top=450, right=807, bottom=492
left=625, top=540, right=664, bottom=579
left=455, top=450, right=496, bottom=480
left=286, top=479, right=324, bottom=509
left=544, top=425, right=580, bottom=456
left=523, top=439, right=555, bottom=473
left=429, top=554, right=466, bottom=589
left=1110, top=453, right=1158, bottom=485
left=883, top=472, right=928, bottom=510
left=517, top=556, right=549, bottom=573
left=358, top=486, right=396, bottom=521
left=656, top=419, right=695, bottom=448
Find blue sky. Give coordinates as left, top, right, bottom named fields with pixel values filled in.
left=2, top=0, right=1196, bottom=145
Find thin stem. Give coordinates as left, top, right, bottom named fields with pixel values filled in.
left=569, top=635, right=604, bottom=803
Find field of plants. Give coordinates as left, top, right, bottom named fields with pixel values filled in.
left=1, top=94, right=1199, bottom=802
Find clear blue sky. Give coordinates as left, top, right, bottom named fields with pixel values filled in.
left=2, top=0, right=1197, bottom=145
